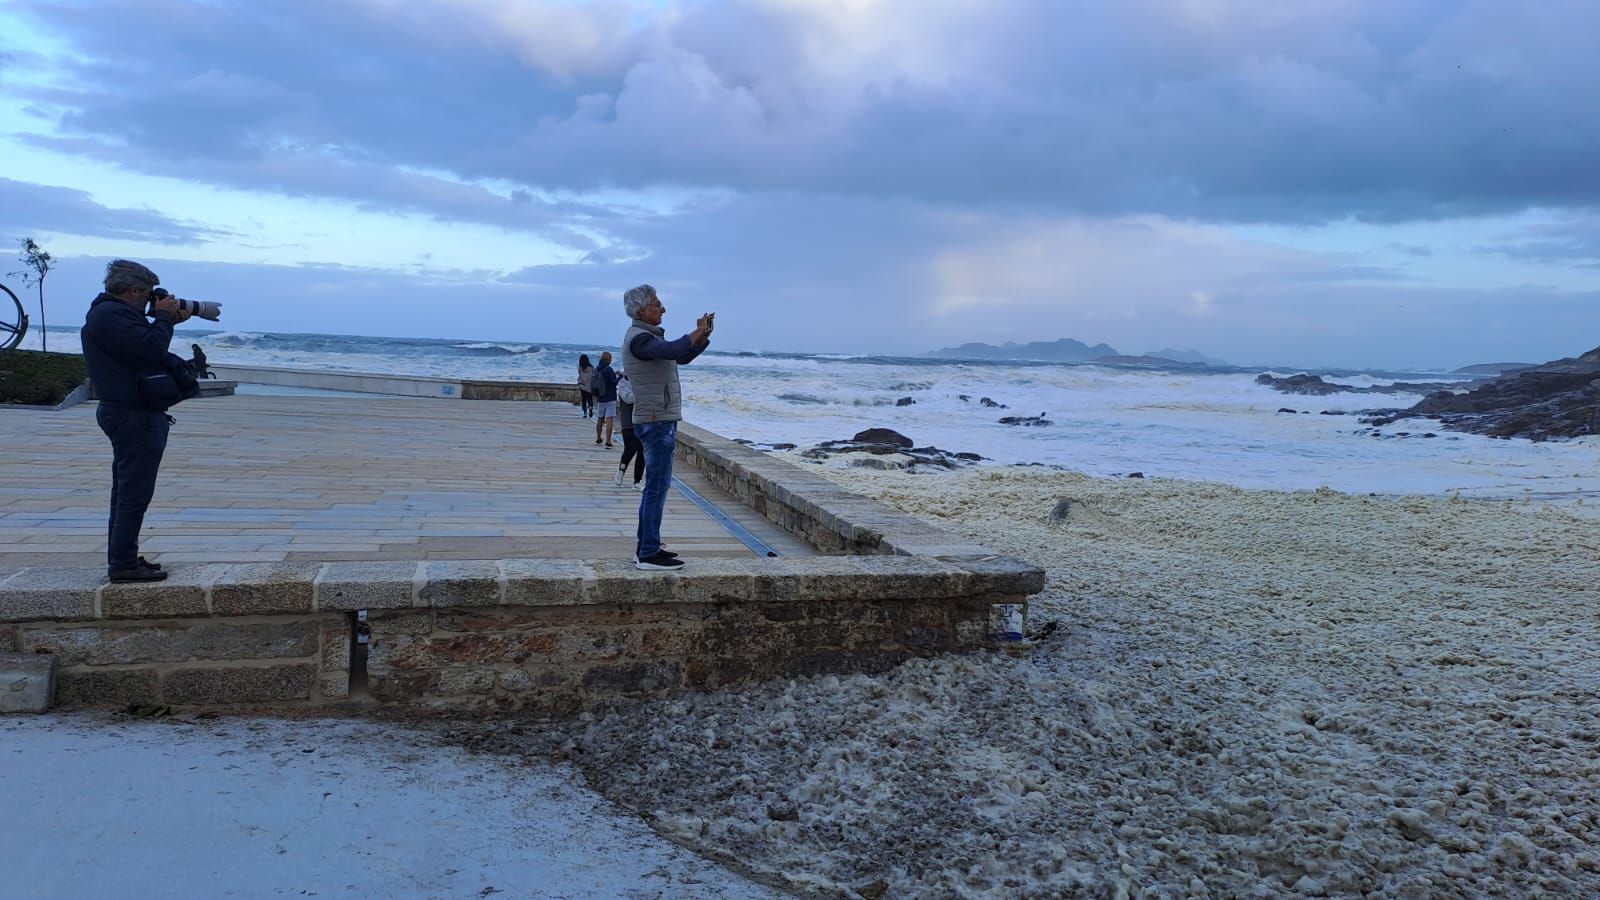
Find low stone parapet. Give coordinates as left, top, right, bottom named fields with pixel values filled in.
left=1, top=555, right=1042, bottom=711
left=207, top=365, right=579, bottom=403
left=461, top=381, right=580, bottom=402
left=676, top=424, right=998, bottom=557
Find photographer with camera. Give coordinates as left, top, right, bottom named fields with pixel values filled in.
left=620, top=283, right=713, bottom=571
left=79, top=259, right=193, bottom=583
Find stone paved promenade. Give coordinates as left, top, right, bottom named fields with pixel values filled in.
left=0, top=395, right=812, bottom=575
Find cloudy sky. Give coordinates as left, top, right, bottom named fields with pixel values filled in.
left=3, top=0, right=1598, bottom=369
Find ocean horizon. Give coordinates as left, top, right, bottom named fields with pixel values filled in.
left=15, top=325, right=1599, bottom=504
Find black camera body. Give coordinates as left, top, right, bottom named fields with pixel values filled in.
left=148, top=287, right=223, bottom=322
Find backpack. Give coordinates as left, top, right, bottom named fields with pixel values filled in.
left=137, top=353, right=201, bottom=410
left=616, top=373, right=635, bottom=404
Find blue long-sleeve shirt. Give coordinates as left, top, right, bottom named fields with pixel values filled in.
left=628, top=331, right=708, bottom=365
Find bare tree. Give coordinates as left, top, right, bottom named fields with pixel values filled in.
left=11, top=238, right=53, bottom=352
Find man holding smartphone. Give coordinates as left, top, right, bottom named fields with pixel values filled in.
left=619, top=283, right=713, bottom=570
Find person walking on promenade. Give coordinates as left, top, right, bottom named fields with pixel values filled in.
left=613, top=373, right=644, bottom=489
left=80, top=259, right=192, bottom=583
left=577, top=353, right=595, bottom=418
left=591, top=351, right=619, bottom=448
left=621, top=284, right=712, bottom=571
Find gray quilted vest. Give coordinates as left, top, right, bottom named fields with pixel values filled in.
left=622, top=319, right=682, bottom=423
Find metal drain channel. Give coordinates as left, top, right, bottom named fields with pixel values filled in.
left=671, top=476, right=781, bottom=558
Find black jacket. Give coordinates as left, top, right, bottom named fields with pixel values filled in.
left=81, top=294, right=176, bottom=407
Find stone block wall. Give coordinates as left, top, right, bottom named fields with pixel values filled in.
left=1, top=555, right=1040, bottom=711
left=1, top=563, right=351, bottom=708
left=2, top=413, right=1045, bottom=712
left=460, top=381, right=581, bottom=402
left=361, top=591, right=1014, bottom=713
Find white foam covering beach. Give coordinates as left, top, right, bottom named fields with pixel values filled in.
left=545, top=467, right=1600, bottom=896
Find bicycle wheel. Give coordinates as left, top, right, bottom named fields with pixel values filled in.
left=0, top=282, right=27, bottom=352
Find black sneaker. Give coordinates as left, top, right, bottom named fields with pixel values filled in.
left=635, top=551, right=684, bottom=571
left=108, top=562, right=168, bottom=583
left=137, top=556, right=162, bottom=571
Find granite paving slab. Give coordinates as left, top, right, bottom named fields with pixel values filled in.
left=0, top=397, right=814, bottom=567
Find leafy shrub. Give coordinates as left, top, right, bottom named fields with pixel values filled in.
left=0, top=350, right=87, bottom=406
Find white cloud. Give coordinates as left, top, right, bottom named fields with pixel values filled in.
left=351, top=0, right=643, bottom=78
left=925, top=215, right=1368, bottom=323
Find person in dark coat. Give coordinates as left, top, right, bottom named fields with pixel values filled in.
left=79, top=259, right=192, bottom=582
left=591, top=351, right=618, bottom=448
left=190, top=343, right=213, bottom=378
left=613, top=375, right=644, bottom=489
left=577, top=354, right=595, bottom=418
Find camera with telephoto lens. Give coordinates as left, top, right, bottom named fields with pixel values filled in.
left=148, top=287, right=222, bottom=322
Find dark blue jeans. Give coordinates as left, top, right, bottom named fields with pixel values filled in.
left=634, top=421, right=677, bottom=558
left=96, top=404, right=169, bottom=571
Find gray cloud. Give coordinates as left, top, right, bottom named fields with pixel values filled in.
left=1486, top=219, right=1600, bottom=267
left=19, top=133, right=620, bottom=248
left=8, top=0, right=1600, bottom=226
left=0, top=177, right=221, bottom=243
left=28, top=182, right=1598, bottom=373
left=8, top=1, right=1599, bottom=371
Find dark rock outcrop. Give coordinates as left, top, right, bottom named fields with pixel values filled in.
left=999, top=415, right=1051, bottom=426
left=1254, top=372, right=1464, bottom=397
left=800, top=429, right=984, bottom=469
left=1091, top=354, right=1207, bottom=369
left=1255, top=373, right=1344, bottom=395
left=1364, top=346, right=1600, bottom=441
left=1453, top=362, right=1535, bottom=376
left=895, top=396, right=916, bottom=406
left=851, top=428, right=912, bottom=448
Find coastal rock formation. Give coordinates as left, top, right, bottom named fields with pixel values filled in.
left=1090, top=354, right=1208, bottom=370
left=1255, top=373, right=1344, bottom=395
left=1254, top=372, right=1463, bottom=396
left=733, top=439, right=798, bottom=451
left=851, top=428, right=912, bottom=448
left=999, top=414, right=1051, bottom=426
left=800, top=428, right=982, bottom=469
left=1453, top=362, right=1534, bottom=376
left=1146, top=347, right=1231, bottom=366
left=958, top=396, right=1010, bottom=409
left=1366, top=345, right=1600, bottom=441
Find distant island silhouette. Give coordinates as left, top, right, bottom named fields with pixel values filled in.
left=927, top=339, right=1229, bottom=367
left=927, top=338, right=1119, bottom=362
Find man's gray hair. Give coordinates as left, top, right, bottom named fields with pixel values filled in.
left=622, top=284, right=657, bottom=319
left=104, top=259, right=160, bottom=295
